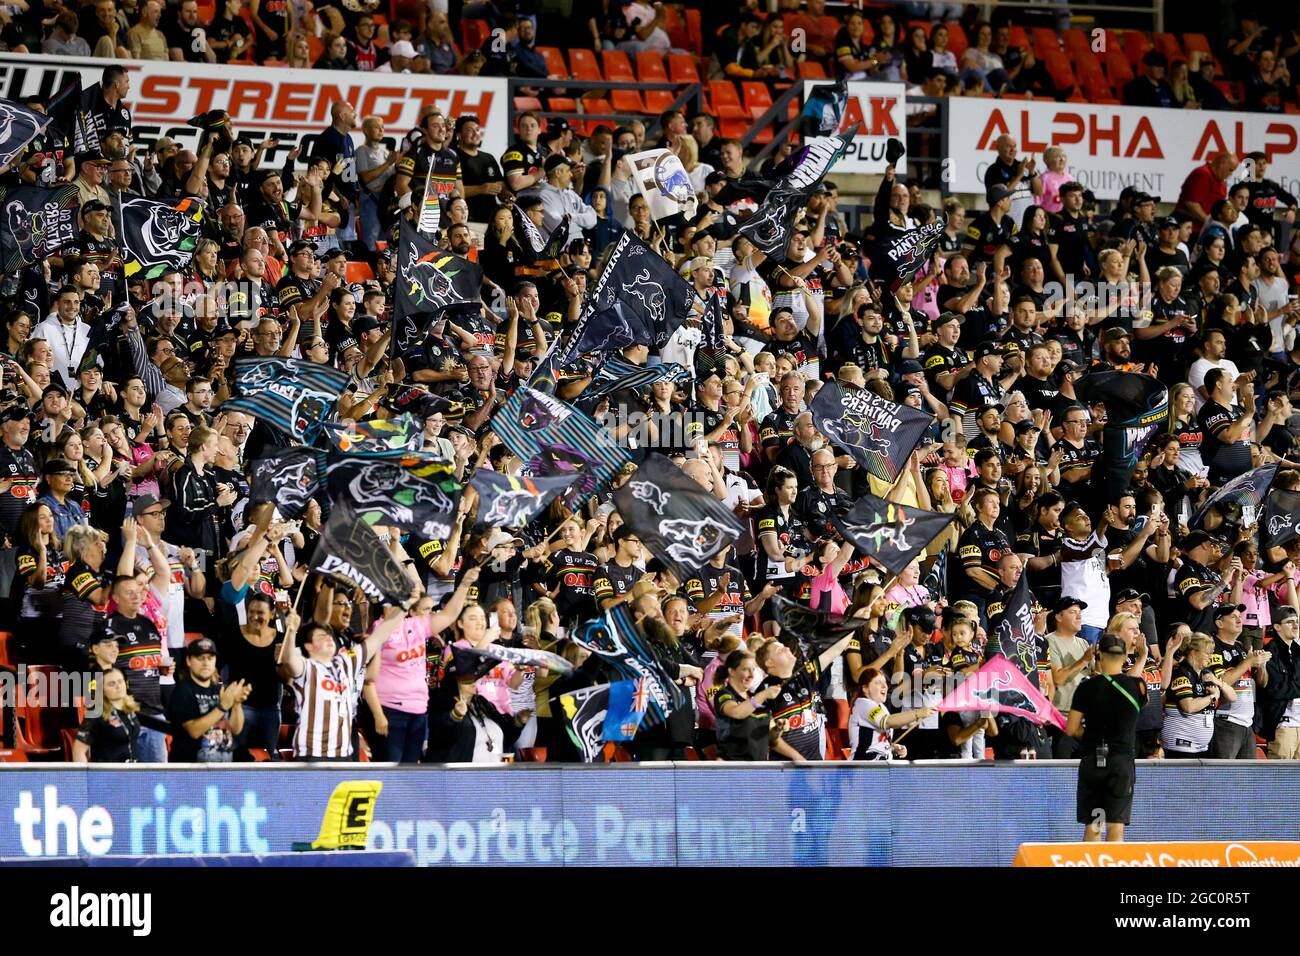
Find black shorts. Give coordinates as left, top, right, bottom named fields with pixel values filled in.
left=1076, top=754, right=1136, bottom=826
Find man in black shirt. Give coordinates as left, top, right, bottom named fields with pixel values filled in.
left=594, top=525, right=643, bottom=608
left=759, top=371, right=805, bottom=464
left=922, top=311, right=972, bottom=401
left=166, top=637, right=249, bottom=762
left=1048, top=182, right=1095, bottom=279
left=455, top=115, right=505, bottom=223
left=794, top=447, right=851, bottom=541
left=165, top=0, right=216, bottom=62
left=540, top=519, right=600, bottom=625
left=964, top=184, right=1015, bottom=272
left=1242, top=151, right=1298, bottom=234
left=61, top=200, right=122, bottom=297
left=1197, top=368, right=1253, bottom=486
left=1144, top=216, right=1190, bottom=279
left=1067, top=633, right=1146, bottom=842
left=1055, top=403, right=1101, bottom=507
left=245, top=171, right=318, bottom=257
left=1172, top=531, right=1232, bottom=634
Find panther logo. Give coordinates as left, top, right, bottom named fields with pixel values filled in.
left=123, top=198, right=193, bottom=270
left=659, top=515, right=734, bottom=567
left=967, top=667, right=1038, bottom=717
left=0, top=102, right=44, bottom=168
left=624, top=269, right=666, bottom=323
left=740, top=194, right=794, bottom=252
left=482, top=484, right=539, bottom=527
left=628, top=480, right=670, bottom=515
left=518, top=390, right=565, bottom=431
left=829, top=413, right=893, bottom=457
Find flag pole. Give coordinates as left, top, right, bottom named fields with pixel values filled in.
left=292, top=569, right=312, bottom=613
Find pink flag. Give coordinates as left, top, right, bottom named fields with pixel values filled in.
left=937, top=655, right=1067, bottom=731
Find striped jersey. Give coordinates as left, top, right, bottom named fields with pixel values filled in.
left=291, top=648, right=366, bottom=759
left=1162, top=662, right=1216, bottom=754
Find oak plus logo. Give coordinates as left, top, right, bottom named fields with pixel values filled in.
left=50, top=886, right=152, bottom=936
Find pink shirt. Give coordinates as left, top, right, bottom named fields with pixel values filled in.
left=453, top=638, right=517, bottom=715
left=911, top=255, right=943, bottom=322
left=810, top=563, right=848, bottom=615
left=377, top=615, right=432, bottom=714
left=1242, top=570, right=1272, bottom=628
left=941, top=459, right=976, bottom=503
left=1039, top=170, right=1075, bottom=213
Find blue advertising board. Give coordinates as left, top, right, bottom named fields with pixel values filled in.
left=0, top=763, right=1296, bottom=866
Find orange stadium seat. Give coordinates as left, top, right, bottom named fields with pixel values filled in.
left=1063, top=27, right=1091, bottom=56
left=1043, top=51, right=1077, bottom=93
left=0, top=630, right=14, bottom=670
left=513, top=95, right=543, bottom=112
left=1007, top=24, right=1029, bottom=49
left=684, top=7, right=703, bottom=55
left=1123, top=30, right=1152, bottom=65
left=569, top=47, right=603, bottom=82
left=798, top=60, right=828, bottom=80
left=1102, top=47, right=1134, bottom=85
left=1031, top=26, right=1058, bottom=59
left=643, top=89, right=677, bottom=113
left=662, top=5, right=691, bottom=51
left=945, top=21, right=966, bottom=55
left=708, top=79, right=747, bottom=119
left=636, top=50, right=668, bottom=83
left=0, top=750, right=28, bottom=762
left=547, top=95, right=578, bottom=114
left=1182, top=32, right=1212, bottom=56
left=345, top=261, right=373, bottom=284
left=826, top=698, right=849, bottom=730
left=610, top=88, right=647, bottom=114
left=602, top=49, right=636, bottom=83
left=536, top=45, right=568, bottom=79
left=742, top=81, right=774, bottom=115
left=668, top=52, right=701, bottom=84
left=1153, top=32, right=1183, bottom=62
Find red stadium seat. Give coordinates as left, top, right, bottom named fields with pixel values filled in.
left=741, top=81, right=774, bottom=114
left=513, top=95, right=543, bottom=112
left=1122, top=30, right=1152, bottom=66
left=345, top=262, right=374, bottom=284
left=1043, top=51, right=1077, bottom=93
left=461, top=18, right=489, bottom=51
left=582, top=96, right=614, bottom=123
left=1007, top=25, right=1029, bottom=49
left=568, top=47, right=603, bottom=82
left=185, top=631, right=206, bottom=645
left=945, top=21, right=966, bottom=56
left=667, top=52, right=701, bottom=84
left=602, top=49, right=636, bottom=83
left=1031, top=26, right=1058, bottom=59
left=535, top=45, right=568, bottom=79
left=1153, top=32, right=1183, bottom=62
left=662, top=5, right=690, bottom=51
left=0, top=749, right=28, bottom=762
left=718, top=118, right=749, bottom=138
left=1063, top=27, right=1091, bottom=56
left=798, top=60, right=828, bottom=80
left=708, top=79, right=746, bottom=117
left=0, top=630, right=15, bottom=670
left=61, top=728, right=77, bottom=761
left=1102, top=48, right=1134, bottom=85
left=684, top=7, right=703, bottom=55
left=826, top=697, right=849, bottom=730
left=636, top=50, right=668, bottom=83
left=518, top=747, right=548, bottom=762
left=16, top=666, right=80, bottom=753
left=248, top=748, right=272, bottom=761
left=609, top=88, right=647, bottom=114
left=643, top=89, right=677, bottom=113
left=1182, top=33, right=1212, bottom=56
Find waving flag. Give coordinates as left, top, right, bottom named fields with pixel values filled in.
left=567, top=299, right=655, bottom=356
left=938, top=655, right=1066, bottom=730
left=568, top=604, right=688, bottom=728
left=221, top=357, right=351, bottom=442
left=559, top=683, right=612, bottom=762
left=582, top=355, right=689, bottom=400
left=987, top=574, right=1045, bottom=689
left=562, top=230, right=694, bottom=359
left=393, top=218, right=481, bottom=355
left=48, top=79, right=100, bottom=155
left=800, top=78, right=849, bottom=136
left=249, top=446, right=325, bottom=518
left=1192, top=464, right=1277, bottom=530
left=512, top=203, right=568, bottom=264
left=832, top=495, right=955, bottom=575
left=867, top=217, right=947, bottom=290
left=603, top=678, right=649, bottom=741
left=120, top=196, right=204, bottom=279
left=626, top=148, right=698, bottom=222
left=492, top=386, right=632, bottom=502
left=736, top=127, right=856, bottom=262
left=0, top=97, right=53, bottom=170
left=325, top=452, right=462, bottom=541
left=470, top=468, right=571, bottom=529
left=769, top=593, right=872, bottom=658
left=1074, top=370, right=1169, bottom=502
left=321, top=414, right=422, bottom=456
left=613, top=453, right=745, bottom=582
left=1262, top=484, right=1300, bottom=552
left=0, top=184, right=79, bottom=271
left=810, top=382, right=933, bottom=484
left=311, top=501, right=414, bottom=606
left=451, top=643, right=575, bottom=680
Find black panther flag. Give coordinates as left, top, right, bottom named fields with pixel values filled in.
left=325, top=452, right=463, bottom=541
left=613, top=452, right=745, bottom=582
left=831, top=495, right=955, bottom=576
left=249, top=446, right=325, bottom=518
left=451, top=643, right=575, bottom=680
left=736, top=127, right=856, bottom=262
left=562, top=230, right=694, bottom=360
left=1192, top=464, right=1276, bottom=530
left=120, top=196, right=204, bottom=280
left=987, top=574, right=1043, bottom=689
left=393, top=218, right=482, bottom=355
left=867, top=216, right=948, bottom=291
left=568, top=604, right=687, bottom=728
left=0, top=97, right=52, bottom=171
left=1261, top=484, right=1300, bottom=551
left=769, top=593, right=872, bottom=658
left=558, top=682, right=612, bottom=763
left=492, top=386, right=632, bottom=502
left=470, top=468, right=572, bottom=529
left=512, top=203, right=567, bottom=264
left=0, top=184, right=79, bottom=271
left=1074, top=370, right=1168, bottom=503
left=566, top=299, right=655, bottom=356
left=48, top=79, right=100, bottom=155
left=311, top=501, right=414, bottom=606
left=810, top=382, right=932, bottom=484
left=221, top=357, right=352, bottom=443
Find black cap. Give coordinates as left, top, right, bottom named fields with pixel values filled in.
left=352, top=315, right=384, bottom=336
left=321, top=247, right=348, bottom=262
left=1180, top=530, right=1220, bottom=551
left=188, top=637, right=218, bottom=657
left=1213, top=603, right=1247, bottom=620
left=986, top=184, right=1011, bottom=205
left=1114, top=588, right=1148, bottom=605
left=932, top=311, right=961, bottom=329
left=42, top=457, right=75, bottom=477
left=545, top=118, right=571, bottom=137
left=1058, top=359, right=1086, bottom=374
left=1097, top=634, right=1128, bottom=656
left=89, top=627, right=117, bottom=646
left=904, top=605, right=936, bottom=629
left=898, top=359, right=923, bottom=375
left=81, top=199, right=110, bottom=214
left=1053, top=596, right=1088, bottom=613
left=1133, top=192, right=1156, bottom=205
left=288, top=239, right=316, bottom=257
left=0, top=404, right=32, bottom=425
left=211, top=321, right=239, bottom=340
left=1014, top=418, right=1040, bottom=434
left=1276, top=605, right=1298, bottom=622
left=1142, top=50, right=1169, bottom=69
left=974, top=341, right=1005, bottom=360
left=544, top=154, right=572, bottom=174
left=42, top=382, right=68, bottom=398
left=76, top=151, right=108, bottom=165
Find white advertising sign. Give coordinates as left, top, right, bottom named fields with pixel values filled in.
left=948, top=97, right=1300, bottom=201
left=807, top=81, right=907, bottom=174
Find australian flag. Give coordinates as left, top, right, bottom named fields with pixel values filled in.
left=810, top=382, right=932, bottom=484
left=831, top=495, right=955, bottom=576
left=568, top=604, right=688, bottom=728
left=221, top=357, right=352, bottom=443
left=602, top=678, right=649, bottom=742
left=613, top=453, right=745, bottom=582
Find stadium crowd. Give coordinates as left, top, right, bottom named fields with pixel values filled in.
left=3, top=1, right=1300, bottom=768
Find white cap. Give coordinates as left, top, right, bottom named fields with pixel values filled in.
left=389, top=40, right=417, bottom=58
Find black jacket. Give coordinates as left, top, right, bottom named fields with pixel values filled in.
left=1259, top=636, right=1300, bottom=741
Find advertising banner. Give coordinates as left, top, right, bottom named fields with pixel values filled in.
left=948, top=97, right=1300, bottom=200
left=0, top=53, right=508, bottom=162
left=807, top=80, right=906, bottom=173
left=1014, top=841, right=1300, bottom=867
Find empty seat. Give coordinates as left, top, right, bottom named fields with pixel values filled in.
left=798, top=60, right=828, bottom=80
left=826, top=698, right=850, bottom=730
left=643, top=89, right=677, bottom=113
left=0, top=630, right=14, bottom=670
left=1182, top=32, right=1212, bottom=56
left=1043, top=51, right=1077, bottom=93
left=1102, top=48, right=1134, bottom=84
left=1031, top=26, right=1058, bottom=59
left=17, top=665, right=81, bottom=753
left=535, top=45, right=568, bottom=79
left=1007, top=25, right=1029, bottom=49
left=667, top=52, right=701, bottom=84
left=662, top=5, right=690, bottom=51
left=684, top=7, right=703, bottom=55
left=1153, top=32, right=1183, bottom=61
left=741, top=81, right=774, bottom=114
left=609, top=89, right=647, bottom=114
left=568, top=47, right=603, bottom=82
left=1062, top=27, right=1091, bottom=56
left=1122, top=30, right=1152, bottom=65
left=945, top=21, right=967, bottom=55
left=636, top=50, right=668, bottom=83
left=708, top=79, right=747, bottom=119
left=0, top=749, right=28, bottom=762
left=513, top=95, right=543, bottom=112
left=602, top=49, right=636, bottom=82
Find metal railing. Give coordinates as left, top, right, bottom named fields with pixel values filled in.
left=820, top=0, right=1165, bottom=31
left=507, top=77, right=703, bottom=143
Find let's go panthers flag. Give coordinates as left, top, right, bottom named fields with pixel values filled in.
left=937, top=655, right=1066, bottom=730
left=120, top=195, right=204, bottom=279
